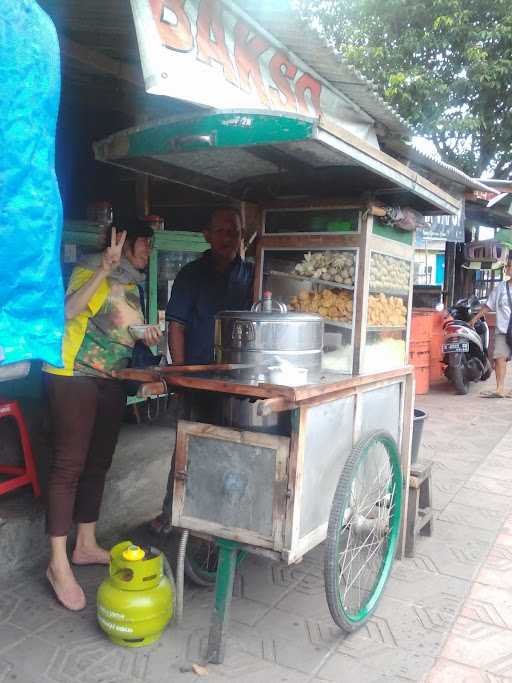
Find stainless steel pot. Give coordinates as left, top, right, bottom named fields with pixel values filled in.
left=214, top=299, right=324, bottom=374
left=221, top=397, right=291, bottom=435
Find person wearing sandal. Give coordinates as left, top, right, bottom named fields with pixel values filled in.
left=42, top=222, right=161, bottom=610
left=471, top=256, right=512, bottom=398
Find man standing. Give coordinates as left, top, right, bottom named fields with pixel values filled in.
left=151, top=206, right=254, bottom=532
left=471, top=256, right=512, bottom=398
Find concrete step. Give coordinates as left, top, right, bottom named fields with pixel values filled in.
left=0, top=412, right=177, bottom=581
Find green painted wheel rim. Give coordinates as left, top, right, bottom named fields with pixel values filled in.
left=335, top=433, right=402, bottom=624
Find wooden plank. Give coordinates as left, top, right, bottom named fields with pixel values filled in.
left=272, top=436, right=290, bottom=552
left=319, top=117, right=461, bottom=212
left=114, top=369, right=160, bottom=382
left=284, top=407, right=308, bottom=556
left=177, top=420, right=290, bottom=450
left=256, top=397, right=294, bottom=416
left=292, top=366, right=412, bottom=402
left=158, top=363, right=256, bottom=374
left=183, top=528, right=283, bottom=563
left=290, top=375, right=404, bottom=411
left=285, top=522, right=328, bottom=564
left=60, top=37, right=143, bottom=88
left=156, top=374, right=290, bottom=399
left=369, top=234, right=415, bottom=260
left=171, top=420, right=190, bottom=528
left=176, top=517, right=276, bottom=549
left=254, top=383, right=297, bottom=400
left=116, top=365, right=413, bottom=402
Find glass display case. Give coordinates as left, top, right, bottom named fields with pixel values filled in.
left=362, top=252, right=411, bottom=373
left=256, top=207, right=415, bottom=377
left=263, top=248, right=357, bottom=374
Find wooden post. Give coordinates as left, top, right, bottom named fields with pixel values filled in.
left=206, top=539, right=240, bottom=664
left=136, top=173, right=150, bottom=219
left=397, top=370, right=415, bottom=559
left=444, top=241, right=456, bottom=307
left=353, top=211, right=372, bottom=375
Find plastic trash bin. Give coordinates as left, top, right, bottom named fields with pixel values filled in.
left=411, top=408, right=427, bottom=464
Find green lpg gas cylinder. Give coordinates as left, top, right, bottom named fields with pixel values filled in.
left=97, top=541, right=173, bottom=647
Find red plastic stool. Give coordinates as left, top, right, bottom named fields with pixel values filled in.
left=0, top=400, right=40, bottom=497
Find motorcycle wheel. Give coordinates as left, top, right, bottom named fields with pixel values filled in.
left=452, top=365, right=469, bottom=395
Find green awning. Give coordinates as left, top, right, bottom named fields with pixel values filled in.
left=94, top=110, right=460, bottom=215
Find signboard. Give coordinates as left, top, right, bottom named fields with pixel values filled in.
left=415, top=209, right=465, bottom=245
left=130, top=0, right=379, bottom=146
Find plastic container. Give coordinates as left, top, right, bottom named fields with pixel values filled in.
left=409, top=340, right=430, bottom=395
left=411, top=309, right=433, bottom=343
left=411, top=408, right=427, bottom=464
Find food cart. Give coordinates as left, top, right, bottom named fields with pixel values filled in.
left=95, top=109, right=460, bottom=662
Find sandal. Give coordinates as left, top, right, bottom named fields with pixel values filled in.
left=46, top=567, right=86, bottom=611
left=480, top=391, right=506, bottom=398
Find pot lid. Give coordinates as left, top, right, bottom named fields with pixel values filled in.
left=215, top=310, right=323, bottom=323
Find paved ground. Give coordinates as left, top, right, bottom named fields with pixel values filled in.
left=1, top=375, right=512, bottom=682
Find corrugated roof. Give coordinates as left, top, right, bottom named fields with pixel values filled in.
left=38, top=0, right=420, bottom=140
left=380, top=138, right=497, bottom=194
left=406, top=145, right=496, bottom=193
left=230, top=0, right=412, bottom=138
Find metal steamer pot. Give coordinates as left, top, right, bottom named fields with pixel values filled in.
left=215, top=298, right=323, bottom=434
left=214, top=299, right=324, bottom=376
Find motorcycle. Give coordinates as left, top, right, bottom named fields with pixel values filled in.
left=442, top=296, right=492, bottom=395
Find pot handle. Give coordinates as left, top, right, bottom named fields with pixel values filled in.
left=251, top=299, right=287, bottom=314
left=231, top=320, right=256, bottom=347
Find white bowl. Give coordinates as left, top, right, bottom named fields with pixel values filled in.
left=268, top=366, right=308, bottom=386
left=128, top=324, right=154, bottom=341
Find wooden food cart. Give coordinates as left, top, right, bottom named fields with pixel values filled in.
left=99, top=109, right=460, bottom=662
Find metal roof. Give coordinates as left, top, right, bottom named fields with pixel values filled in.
left=37, top=0, right=480, bottom=200
left=381, top=139, right=497, bottom=194
left=230, top=0, right=412, bottom=139
left=39, top=0, right=411, bottom=140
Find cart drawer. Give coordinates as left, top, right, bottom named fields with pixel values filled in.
left=172, top=421, right=290, bottom=550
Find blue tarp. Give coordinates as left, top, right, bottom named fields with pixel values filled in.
left=0, top=0, right=64, bottom=367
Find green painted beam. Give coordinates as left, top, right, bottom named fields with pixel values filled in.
left=96, top=112, right=315, bottom=160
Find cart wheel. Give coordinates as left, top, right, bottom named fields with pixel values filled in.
left=324, top=430, right=402, bottom=632
left=184, top=537, right=219, bottom=586
left=184, top=536, right=246, bottom=587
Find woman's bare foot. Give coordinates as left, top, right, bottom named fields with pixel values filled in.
left=46, top=565, right=86, bottom=611
left=71, top=545, right=110, bottom=566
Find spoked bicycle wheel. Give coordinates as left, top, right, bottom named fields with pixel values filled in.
left=324, top=430, right=402, bottom=632
left=184, top=536, right=246, bottom=587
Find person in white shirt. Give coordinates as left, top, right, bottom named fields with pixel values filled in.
left=470, top=258, right=512, bottom=397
